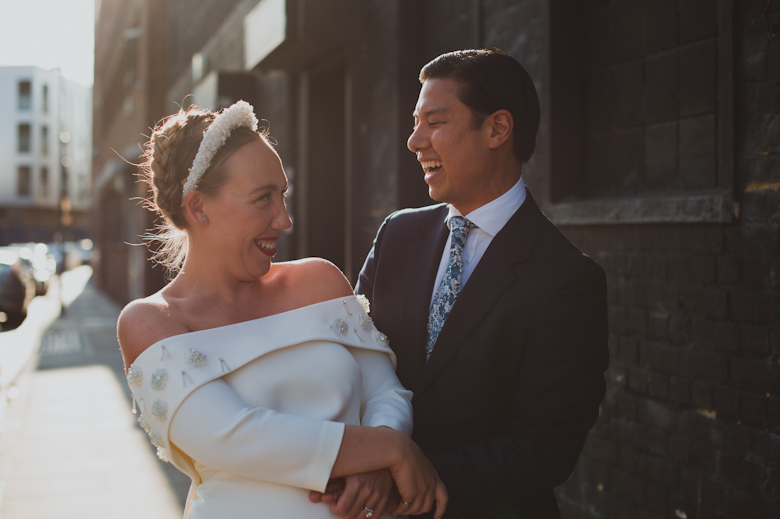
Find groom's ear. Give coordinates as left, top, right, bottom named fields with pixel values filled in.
left=485, top=109, right=514, bottom=150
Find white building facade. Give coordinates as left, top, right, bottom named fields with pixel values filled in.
left=0, top=66, right=92, bottom=244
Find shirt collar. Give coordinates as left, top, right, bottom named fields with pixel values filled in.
left=445, top=177, right=526, bottom=237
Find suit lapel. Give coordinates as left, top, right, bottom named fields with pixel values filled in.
left=415, top=192, right=545, bottom=396
left=398, top=206, right=449, bottom=387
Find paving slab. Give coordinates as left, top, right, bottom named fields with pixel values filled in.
left=0, top=267, right=189, bottom=519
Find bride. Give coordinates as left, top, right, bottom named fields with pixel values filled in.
left=117, top=101, right=447, bottom=519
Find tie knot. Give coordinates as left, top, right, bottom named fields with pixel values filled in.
left=449, top=216, right=475, bottom=247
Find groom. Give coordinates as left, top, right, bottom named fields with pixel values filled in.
left=356, top=49, right=609, bottom=518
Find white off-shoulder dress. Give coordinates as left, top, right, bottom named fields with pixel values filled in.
left=125, top=296, right=412, bottom=519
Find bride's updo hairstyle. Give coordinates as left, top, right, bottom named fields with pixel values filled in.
left=140, top=101, right=267, bottom=273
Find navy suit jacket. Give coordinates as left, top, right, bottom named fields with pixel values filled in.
left=355, top=191, right=609, bottom=519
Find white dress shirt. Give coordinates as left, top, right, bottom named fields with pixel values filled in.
left=429, top=177, right=527, bottom=307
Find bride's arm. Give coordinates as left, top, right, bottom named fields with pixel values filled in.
left=353, top=347, right=413, bottom=435
left=314, top=347, right=413, bottom=518
left=330, top=351, right=445, bottom=517
left=168, top=377, right=446, bottom=517
left=169, top=377, right=345, bottom=491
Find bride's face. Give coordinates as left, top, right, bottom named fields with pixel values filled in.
left=204, top=138, right=291, bottom=280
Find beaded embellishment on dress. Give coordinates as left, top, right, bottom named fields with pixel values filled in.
left=375, top=332, right=389, bottom=348
left=330, top=319, right=349, bottom=337
left=150, top=368, right=169, bottom=390
left=185, top=348, right=207, bottom=368
left=356, top=294, right=370, bottom=314
left=127, top=365, right=143, bottom=387
left=358, top=314, right=373, bottom=331
left=151, top=399, right=169, bottom=422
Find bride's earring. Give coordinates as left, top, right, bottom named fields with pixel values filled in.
left=201, top=215, right=207, bottom=223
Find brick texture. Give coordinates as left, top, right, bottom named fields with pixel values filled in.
left=554, top=2, right=780, bottom=516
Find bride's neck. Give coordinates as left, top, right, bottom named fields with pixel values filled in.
left=172, top=251, right=267, bottom=305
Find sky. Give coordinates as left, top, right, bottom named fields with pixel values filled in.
left=0, top=0, right=95, bottom=87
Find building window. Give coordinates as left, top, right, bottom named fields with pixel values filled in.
left=18, top=124, right=31, bottom=152
left=42, top=84, right=49, bottom=113
left=41, top=125, right=49, bottom=156
left=17, top=166, right=32, bottom=196
left=583, top=1, right=718, bottom=196
left=40, top=166, right=49, bottom=197
left=18, top=81, right=32, bottom=110
left=548, top=0, right=733, bottom=224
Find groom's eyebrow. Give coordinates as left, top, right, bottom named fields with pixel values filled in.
left=413, top=106, right=450, bottom=119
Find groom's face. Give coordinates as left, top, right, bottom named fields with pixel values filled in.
left=408, top=78, right=495, bottom=215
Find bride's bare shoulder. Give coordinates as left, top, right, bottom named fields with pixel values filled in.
left=117, top=291, right=189, bottom=370
left=273, top=258, right=353, bottom=304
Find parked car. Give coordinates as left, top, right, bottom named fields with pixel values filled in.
left=46, top=241, right=82, bottom=274
left=9, top=243, right=56, bottom=296
left=0, top=248, right=36, bottom=329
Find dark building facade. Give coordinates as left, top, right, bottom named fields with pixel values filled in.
left=93, top=1, right=780, bottom=516
left=92, top=0, right=171, bottom=302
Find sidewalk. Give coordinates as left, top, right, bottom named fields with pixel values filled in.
left=0, top=267, right=189, bottom=519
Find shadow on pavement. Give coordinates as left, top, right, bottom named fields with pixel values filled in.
left=34, top=272, right=191, bottom=507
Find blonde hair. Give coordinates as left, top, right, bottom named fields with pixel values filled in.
left=140, top=106, right=267, bottom=274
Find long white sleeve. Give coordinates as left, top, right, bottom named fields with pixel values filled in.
left=351, top=347, right=414, bottom=435
left=125, top=296, right=411, bottom=515
left=168, top=345, right=412, bottom=492
left=169, top=378, right=345, bottom=492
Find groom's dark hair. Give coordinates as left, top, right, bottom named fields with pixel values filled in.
left=419, top=48, right=540, bottom=165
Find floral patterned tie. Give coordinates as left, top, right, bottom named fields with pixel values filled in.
left=426, top=216, right=477, bottom=361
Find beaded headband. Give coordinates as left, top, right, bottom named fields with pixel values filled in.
left=180, top=100, right=259, bottom=205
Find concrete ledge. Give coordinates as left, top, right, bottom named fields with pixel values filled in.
left=546, top=194, right=735, bottom=226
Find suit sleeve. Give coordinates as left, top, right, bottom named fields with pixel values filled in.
left=355, top=212, right=392, bottom=302
left=428, top=260, right=609, bottom=516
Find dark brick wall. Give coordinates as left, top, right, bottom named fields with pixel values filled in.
left=557, top=218, right=780, bottom=518
left=482, top=0, right=550, bottom=200
left=422, top=0, right=474, bottom=58
left=555, top=2, right=780, bottom=518
left=360, top=0, right=415, bottom=243
left=738, top=0, right=780, bottom=184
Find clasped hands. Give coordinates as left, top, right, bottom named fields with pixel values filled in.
left=309, top=462, right=447, bottom=519
left=309, top=469, right=400, bottom=518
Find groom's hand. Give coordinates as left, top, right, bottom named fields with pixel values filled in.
left=309, top=477, right=346, bottom=505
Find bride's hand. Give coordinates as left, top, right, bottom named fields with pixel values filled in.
left=327, top=469, right=394, bottom=519
left=389, top=438, right=448, bottom=518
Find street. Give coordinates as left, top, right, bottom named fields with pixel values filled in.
left=0, top=267, right=189, bottom=518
